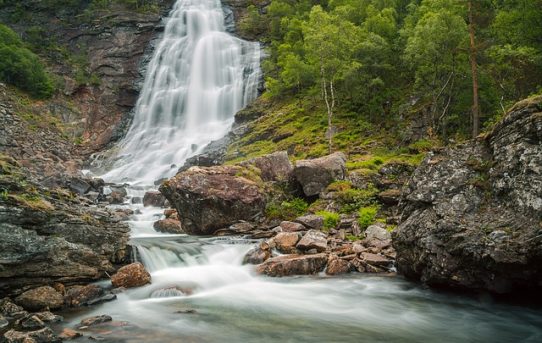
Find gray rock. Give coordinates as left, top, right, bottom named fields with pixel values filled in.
left=295, top=215, right=324, bottom=230
left=365, top=224, right=391, bottom=241
left=296, top=230, right=328, bottom=252
left=256, top=254, right=328, bottom=277
left=293, top=152, right=347, bottom=196
left=243, top=151, right=293, bottom=182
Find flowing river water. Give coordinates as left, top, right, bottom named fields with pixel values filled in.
left=73, top=0, right=542, bottom=341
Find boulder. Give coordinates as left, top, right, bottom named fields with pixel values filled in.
left=3, top=328, right=60, bottom=343
left=58, top=328, right=82, bottom=340
left=111, top=263, right=151, bottom=289
left=0, top=299, right=26, bottom=318
left=64, top=285, right=114, bottom=307
left=279, top=221, right=306, bottom=232
left=256, top=254, right=328, bottom=277
left=159, top=166, right=266, bottom=235
left=296, top=230, right=328, bottom=252
left=364, top=224, right=391, bottom=242
left=153, top=219, right=183, bottom=234
left=294, top=214, right=324, bottom=230
left=393, top=96, right=542, bottom=294
left=360, top=252, right=392, bottom=267
left=293, top=152, right=347, bottom=196
left=243, top=243, right=271, bottom=265
left=78, top=315, right=112, bottom=328
left=274, top=232, right=301, bottom=254
left=143, top=191, right=166, bottom=207
left=15, top=286, right=63, bottom=311
left=244, top=151, right=293, bottom=182
left=326, top=257, right=351, bottom=275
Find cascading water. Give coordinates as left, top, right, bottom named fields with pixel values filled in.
left=74, top=0, right=542, bottom=341
left=102, top=0, right=260, bottom=185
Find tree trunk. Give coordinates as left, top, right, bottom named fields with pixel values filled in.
left=320, top=64, right=333, bottom=153
left=468, top=0, right=480, bottom=138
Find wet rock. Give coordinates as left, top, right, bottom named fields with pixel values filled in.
left=15, top=286, right=63, bottom=311
left=59, top=328, right=82, bottom=340
left=296, top=230, right=328, bottom=252
left=143, top=191, right=166, bottom=207
left=33, top=311, right=63, bottom=324
left=160, top=166, right=266, bottom=235
left=393, top=96, right=542, bottom=293
left=64, top=285, right=106, bottom=307
left=111, top=263, right=151, bottom=289
left=243, top=151, right=293, bottom=182
left=131, top=196, right=142, bottom=204
left=326, top=257, right=351, bottom=275
left=164, top=209, right=177, bottom=218
left=3, top=327, right=60, bottom=343
left=274, top=232, right=301, bottom=254
left=293, top=152, right=347, bottom=196
left=256, top=254, right=328, bottom=277
left=243, top=245, right=271, bottom=265
left=68, top=177, right=92, bottom=195
left=153, top=219, right=183, bottom=234
left=0, top=299, right=26, bottom=318
left=20, top=315, right=45, bottom=329
left=294, top=215, right=324, bottom=230
left=279, top=221, right=306, bottom=232
left=78, top=315, right=112, bottom=328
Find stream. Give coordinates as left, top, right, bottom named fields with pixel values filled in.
left=73, top=0, right=542, bottom=342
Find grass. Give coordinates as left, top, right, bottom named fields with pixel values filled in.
left=265, top=197, right=309, bottom=221
left=316, top=210, right=340, bottom=230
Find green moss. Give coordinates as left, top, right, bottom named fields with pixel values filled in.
left=326, top=181, right=379, bottom=214
left=265, top=197, right=308, bottom=221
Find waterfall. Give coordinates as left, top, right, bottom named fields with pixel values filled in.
left=102, top=0, right=260, bottom=185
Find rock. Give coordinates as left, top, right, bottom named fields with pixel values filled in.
left=296, top=230, right=328, bottom=252
left=33, top=311, right=62, bottom=323
left=326, top=258, right=351, bottom=275
left=377, top=189, right=402, bottom=205
left=15, top=286, right=63, bottom=311
left=3, top=328, right=60, bottom=343
left=256, top=254, right=328, bottom=277
left=153, top=219, right=183, bottom=234
left=279, top=221, right=306, bottom=232
left=159, top=166, right=266, bottom=235
left=365, top=224, right=391, bottom=242
left=243, top=244, right=271, bottom=265
left=78, top=315, right=112, bottom=328
left=68, top=177, right=92, bottom=195
left=293, top=152, right=347, bottom=196
left=108, top=191, right=125, bottom=204
left=59, top=328, right=82, bottom=340
left=0, top=299, right=26, bottom=318
left=360, top=252, right=392, bottom=267
left=393, top=96, right=542, bottom=294
left=20, top=315, right=45, bottom=329
left=214, top=221, right=255, bottom=236
left=164, top=209, right=177, bottom=218
left=64, top=285, right=106, bottom=307
left=131, top=196, right=142, bottom=204
left=0, top=315, right=8, bottom=330
left=244, top=151, right=293, bottom=182
left=111, top=263, right=151, bottom=289
left=274, top=232, right=301, bottom=254
left=143, top=191, right=166, bottom=207
left=294, top=215, right=324, bottom=230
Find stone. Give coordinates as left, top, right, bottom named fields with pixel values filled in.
left=393, top=96, right=542, bottom=293
left=111, top=263, right=151, bottom=289
left=64, top=285, right=105, bottom=307
left=244, top=151, right=293, bottom=182
left=78, top=315, right=112, bottom=328
left=296, top=230, right=328, bottom=252
left=279, top=221, right=306, bottom=232
left=274, top=232, right=300, bottom=254
left=293, top=152, right=347, bottom=196
left=294, top=215, right=324, bottom=230
left=15, top=286, right=63, bottom=311
left=153, top=219, right=183, bottom=234
left=0, top=315, right=8, bottom=330
left=143, top=191, right=166, bottom=207
left=59, top=328, right=82, bottom=340
left=69, top=177, right=92, bottom=195
left=164, top=209, right=177, bottom=218
left=256, top=254, right=328, bottom=277
left=33, top=311, right=63, bottom=323
left=365, top=224, right=391, bottom=241
left=377, top=189, right=402, bottom=205
left=3, top=327, right=60, bottom=343
left=20, top=315, right=45, bottom=329
left=326, top=258, right=351, bottom=275
left=131, top=196, right=142, bottom=204
left=0, top=298, right=25, bottom=318
left=243, top=245, right=271, bottom=265
left=360, top=252, right=392, bottom=267
left=159, top=166, right=266, bottom=235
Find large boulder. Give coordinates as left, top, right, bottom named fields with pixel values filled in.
left=256, top=254, right=328, bottom=277
left=393, top=96, right=542, bottom=294
left=111, top=263, right=151, bottom=289
left=15, top=286, right=63, bottom=311
left=159, top=166, right=266, bottom=235
left=153, top=219, right=183, bottom=234
left=293, top=152, right=347, bottom=196
left=243, top=151, right=293, bottom=182
left=296, top=230, right=328, bottom=252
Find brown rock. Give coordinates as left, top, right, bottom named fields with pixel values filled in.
left=15, top=286, right=63, bottom=311
left=377, top=189, right=402, bottom=205
left=360, top=252, right=392, bottom=267
left=3, top=327, right=60, bottom=343
left=296, top=230, right=328, bottom=252
left=143, top=191, right=166, bottom=207
left=64, top=285, right=104, bottom=307
left=279, top=221, right=306, bottom=232
left=59, top=328, right=82, bottom=340
left=256, top=254, right=328, bottom=277
left=164, top=209, right=177, bottom=218
left=274, top=232, right=301, bottom=254
left=78, top=315, right=112, bottom=328
left=326, top=258, right=351, bottom=275
left=243, top=244, right=271, bottom=265
left=153, top=219, right=183, bottom=234
left=294, top=215, right=324, bottom=230
left=111, top=263, right=151, bottom=289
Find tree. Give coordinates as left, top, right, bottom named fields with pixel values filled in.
left=468, top=0, right=480, bottom=137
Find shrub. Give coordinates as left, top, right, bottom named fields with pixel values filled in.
left=358, top=205, right=379, bottom=230
left=316, top=210, right=340, bottom=230
left=266, top=197, right=309, bottom=220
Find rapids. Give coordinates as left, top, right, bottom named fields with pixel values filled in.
left=78, top=0, right=542, bottom=342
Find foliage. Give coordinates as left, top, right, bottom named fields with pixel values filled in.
left=358, top=205, right=379, bottom=230
left=0, top=24, right=54, bottom=98
left=316, top=210, right=340, bottom=230
left=266, top=197, right=309, bottom=221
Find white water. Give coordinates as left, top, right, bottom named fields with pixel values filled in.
left=101, top=0, right=260, bottom=185
left=79, top=0, right=542, bottom=341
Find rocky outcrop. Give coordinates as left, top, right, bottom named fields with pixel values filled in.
left=160, top=165, right=266, bottom=235
left=293, top=152, right=347, bottom=196
left=393, top=96, right=542, bottom=294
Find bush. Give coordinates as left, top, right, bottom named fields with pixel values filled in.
left=266, top=197, right=309, bottom=220
left=358, top=205, right=379, bottom=230
left=316, top=210, right=340, bottom=230
left=0, top=24, right=54, bottom=98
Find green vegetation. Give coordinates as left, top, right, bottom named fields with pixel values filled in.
left=326, top=181, right=379, bottom=214
left=266, top=197, right=309, bottom=221
left=316, top=210, right=340, bottom=230
left=358, top=205, right=379, bottom=230
left=0, top=24, right=53, bottom=98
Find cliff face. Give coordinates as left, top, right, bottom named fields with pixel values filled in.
left=393, top=96, right=542, bottom=294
